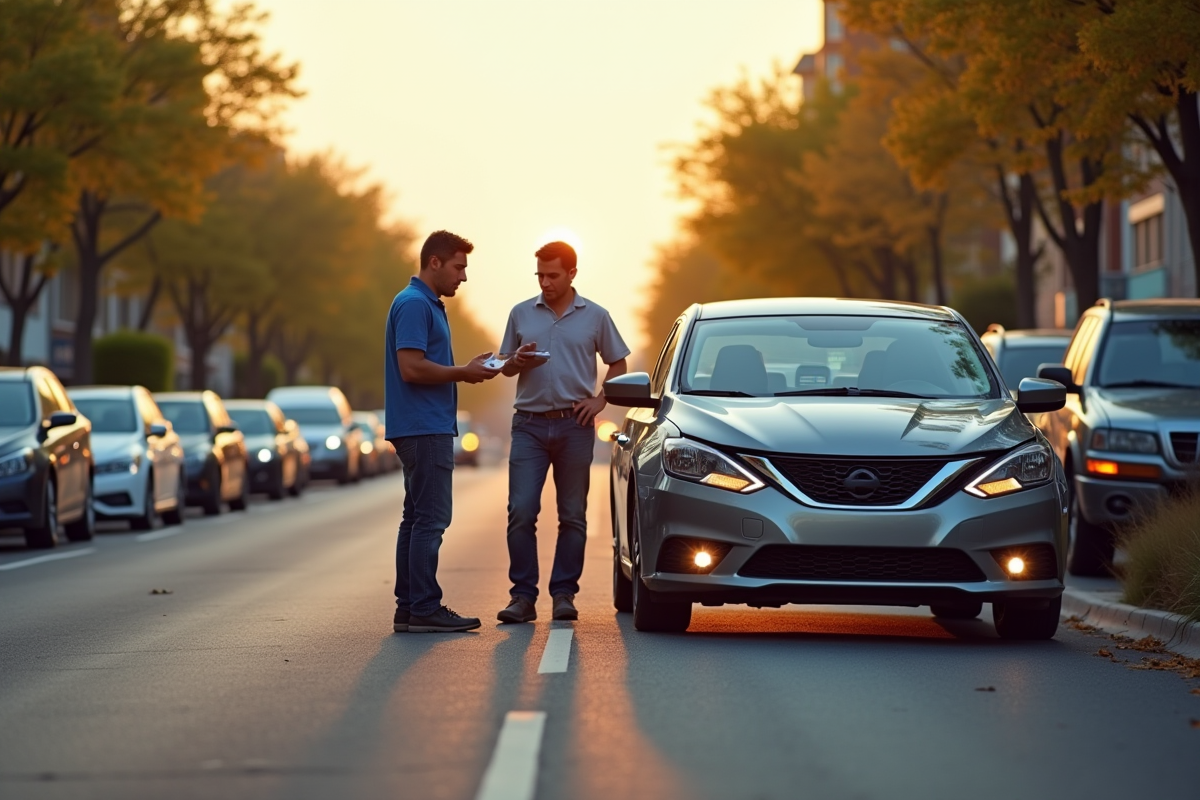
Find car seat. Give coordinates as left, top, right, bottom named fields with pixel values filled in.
left=710, top=345, right=768, bottom=395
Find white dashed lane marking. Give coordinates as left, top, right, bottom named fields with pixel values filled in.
left=0, top=547, right=96, bottom=571
left=475, top=711, right=547, bottom=800
left=136, top=527, right=184, bottom=542
left=536, top=626, right=574, bottom=674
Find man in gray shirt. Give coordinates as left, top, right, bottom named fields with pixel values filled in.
left=497, top=241, right=630, bottom=623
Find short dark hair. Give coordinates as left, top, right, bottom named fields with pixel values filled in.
left=420, top=230, right=474, bottom=271
left=535, top=240, right=577, bottom=271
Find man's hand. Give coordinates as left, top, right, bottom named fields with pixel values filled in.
left=460, top=352, right=502, bottom=384
left=503, top=342, right=548, bottom=376
left=572, top=394, right=606, bottom=426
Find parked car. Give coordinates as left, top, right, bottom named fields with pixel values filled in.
left=1033, top=299, right=1200, bottom=576
left=373, top=409, right=399, bottom=471
left=68, top=385, right=185, bottom=529
left=351, top=411, right=387, bottom=477
left=980, top=325, right=1072, bottom=393
left=266, top=386, right=362, bottom=484
left=225, top=399, right=305, bottom=500
left=453, top=411, right=480, bottom=467
left=153, top=391, right=249, bottom=515
left=605, top=298, right=1068, bottom=638
left=0, top=366, right=94, bottom=548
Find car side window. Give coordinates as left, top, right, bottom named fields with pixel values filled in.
left=1071, top=317, right=1103, bottom=386
left=651, top=322, right=682, bottom=397
left=1063, top=317, right=1097, bottom=376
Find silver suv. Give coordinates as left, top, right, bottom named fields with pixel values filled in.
left=1034, top=299, right=1200, bottom=576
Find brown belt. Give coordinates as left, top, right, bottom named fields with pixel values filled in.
left=520, top=408, right=576, bottom=419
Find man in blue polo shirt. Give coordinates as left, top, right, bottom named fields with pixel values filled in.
left=386, top=230, right=501, bottom=633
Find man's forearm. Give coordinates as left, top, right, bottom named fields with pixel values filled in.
left=398, top=354, right=462, bottom=384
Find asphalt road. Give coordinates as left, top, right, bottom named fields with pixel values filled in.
left=1, top=466, right=1196, bottom=800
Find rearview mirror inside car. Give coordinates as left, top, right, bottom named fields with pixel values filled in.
left=604, top=372, right=659, bottom=409
left=1016, top=377, right=1067, bottom=414
left=1036, top=364, right=1076, bottom=393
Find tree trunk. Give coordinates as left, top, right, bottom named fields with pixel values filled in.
left=1013, top=174, right=1041, bottom=328
left=276, top=327, right=314, bottom=386
left=137, top=275, right=161, bottom=331
left=244, top=310, right=277, bottom=398
left=1033, top=134, right=1104, bottom=314
left=168, top=276, right=235, bottom=392
left=0, top=253, right=49, bottom=367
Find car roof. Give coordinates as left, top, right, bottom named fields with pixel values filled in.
left=68, top=385, right=136, bottom=397
left=696, top=297, right=958, bottom=321
left=154, top=392, right=205, bottom=401
left=224, top=399, right=274, bottom=409
left=987, top=329, right=1073, bottom=344
left=1109, top=299, right=1200, bottom=318
left=0, top=366, right=32, bottom=381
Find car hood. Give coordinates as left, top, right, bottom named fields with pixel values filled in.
left=300, top=425, right=343, bottom=443
left=91, top=432, right=140, bottom=463
left=664, top=395, right=1033, bottom=457
left=1089, top=387, right=1200, bottom=424
left=179, top=434, right=215, bottom=456
left=242, top=434, right=277, bottom=449
left=0, top=426, right=35, bottom=457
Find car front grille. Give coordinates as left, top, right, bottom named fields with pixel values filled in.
left=767, top=456, right=951, bottom=506
left=1169, top=432, right=1199, bottom=466
left=739, top=545, right=986, bottom=583
left=97, top=492, right=134, bottom=507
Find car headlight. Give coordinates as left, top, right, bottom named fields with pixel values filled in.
left=1090, top=428, right=1159, bottom=454
left=663, top=438, right=764, bottom=493
left=325, top=435, right=342, bottom=450
left=257, top=448, right=274, bottom=463
left=0, top=449, right=33, bottom=478
left=965, top=441, right=1054, bottom=498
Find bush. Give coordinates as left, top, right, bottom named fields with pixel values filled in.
left=951, top=274, right=1017, bottom=334
left=1119, top=484, right=1200, bottom=623
left=93, top=330, right=174, bottom=391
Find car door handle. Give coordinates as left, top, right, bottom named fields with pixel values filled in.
left=613, top=433, right=631, bottom=447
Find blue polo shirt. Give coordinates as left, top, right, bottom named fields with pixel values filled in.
left=384, top=277, right=458, bottom=439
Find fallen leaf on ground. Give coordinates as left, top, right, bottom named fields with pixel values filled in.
left=1190, top=688, right=1200, bottom=696
left=975, top=686, right=996, bottom=692
left=1095, top=648, right=1114, bottom=658
left=1191, top=719, right=1200, bottom=729
left=1065, top=616, right=1099, bottom=633
left=149, top=589, right=173, bottom=595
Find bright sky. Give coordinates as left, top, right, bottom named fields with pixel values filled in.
left=253, top=0, right=824, bottom=350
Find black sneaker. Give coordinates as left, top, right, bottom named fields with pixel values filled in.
left=552, top=594, right=578, bottom=621
left=393, top=609, right=410, bottom=633
left=408, top=606, right=481, bottom=633
left=497, top=595, right=537, bottom=624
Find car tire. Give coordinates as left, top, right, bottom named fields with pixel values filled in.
left=25, top=479, right=59, bottom=550
left=202, top=469, right=222, bottom=516
left=930, top=601, right=982, bottom=620
left=993, top=595, right=1061, bottom=640
left=613, top=547, right=633, bottom=613
left=130, top=473, right=158, bottom=531
left=63, top=480, right=95, bottom=543
left=229, top=464, right=250, bottom=511
left=162, top=471, right=185, bottom=526
left=336, top=463, right=352, bottom=485
left=267, top=464, right=286, bottom=501
left=630, top=501, right=691, bottom=632
left=1067, top=485, right=1114, bottom=577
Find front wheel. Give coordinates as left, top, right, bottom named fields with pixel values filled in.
left=202, top=468, right=222, bottom=516
left=613, top=547, right=633, bottom=613
left=228, top=464, right=250, bottom=511
left=25, top=479, right=59, bottom=549
left=1067, top=485, right=1114, bottom=577
left=630, top=503, right=691, bottom=632
left=130, top=474, right=158, bottom=531
left=993, top=595, right=1061, bottom=640
left=162, top=471, right=185, bottom=526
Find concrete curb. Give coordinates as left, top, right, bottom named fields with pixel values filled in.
left=1062, top=587, right=1200, bottom=658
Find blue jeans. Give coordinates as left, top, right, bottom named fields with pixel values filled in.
left=392, top=435, right=454, bottom=617
left=507, top=412, right=595, bottom=601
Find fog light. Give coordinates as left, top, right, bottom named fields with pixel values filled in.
left=1006, top=556, right=1026, bottom=576
left=694, top=551, right=713, bottom=569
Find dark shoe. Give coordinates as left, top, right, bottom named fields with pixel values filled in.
left=552, top=594, right=578, bottom=621
left=408, top=606, right=481, bottom=633
left=393, top=609, right=410, bottom=633
left=497, top=595, right=537, bottom=624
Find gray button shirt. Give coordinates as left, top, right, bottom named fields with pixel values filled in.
left=501, top=292, right=631, bottom=412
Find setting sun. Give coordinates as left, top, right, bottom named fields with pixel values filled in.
left=535, top=226, right=583, bottom=256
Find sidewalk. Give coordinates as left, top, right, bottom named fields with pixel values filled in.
left=1063, top=575, right=1200, bottom=658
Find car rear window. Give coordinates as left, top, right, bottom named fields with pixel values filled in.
left=998, top=344, right=1068, bottom=387
left=278, top=406, right=343, bottom=426
left=0, top=382, right=35, bottom=427
left=157, top=401, right=211, bottom=434
left=681, top=315, right=996, bottom=398
left=228, top=409, right=276, bottom=435
left=73, top=398, right=138, bottom=433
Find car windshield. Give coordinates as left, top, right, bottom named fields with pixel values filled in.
left=999, top=344, right=1068, bottom=387
left=680, top=315, right=996, bottom=399
left=157, top=401, right=210, bottom=434
left=72, top=398, right=138, bottom=433
left=279, top=406, right=343, bottom=426
left=1096, top=319, right=1200, bottom=389
left=0, top=382, right=35, bottom=427
left=228, top=409, right=276, bottom=435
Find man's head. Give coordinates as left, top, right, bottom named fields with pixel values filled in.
left=419, top=230, right=474, bottom=297
left=535, top=240, right=577, bottom=304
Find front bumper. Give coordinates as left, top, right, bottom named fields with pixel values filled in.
left=247, top=460, right=281, bottom=492
left=94, top=469, right=146, bottom=519
left=308, top=446, right=348, bottom=478
left=637, top=474, right=1067, bottom=609
left=0, top=470, right=45, bottom=529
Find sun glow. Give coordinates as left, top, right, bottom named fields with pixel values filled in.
left=535, top=226, right=583, bottom=256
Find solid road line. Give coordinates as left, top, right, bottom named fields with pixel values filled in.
left=0, top=547, right=96, bottom=571
left=475, top=711, right=547, bottom=800
left=537, top=627, right=574, bottom=674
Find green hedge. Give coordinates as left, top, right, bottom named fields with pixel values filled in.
left=93, top=330, right=174, bottom=391
left=951, top=274, right=1017, bottom=334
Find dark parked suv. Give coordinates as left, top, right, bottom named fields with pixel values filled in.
left=1034, top=299, right=1200, bottom=576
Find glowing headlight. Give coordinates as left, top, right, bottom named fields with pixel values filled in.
left=325, top=435, right=342, bottom=450
left=360, top=441, right=374, bottom=455
left=965, top=441, right=1054, bottom=498
left=257, top=448, right=273, bottom=463
left=1090, top=428, right=1158, bottom=454
left=460, top=432, right=479, bottom=452
left=662, top=438, right=764, bottom=494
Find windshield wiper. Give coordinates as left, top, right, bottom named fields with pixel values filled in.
left=773, top=387, right=936, bottom=399
left=1102, top=380, right=1198, bottom=390
left=683, top=389, right=759, bottom=397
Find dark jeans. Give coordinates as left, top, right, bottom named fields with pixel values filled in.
left=507, top=412, right=595, bottom=601
left=392, top=434, right=454, bottom=617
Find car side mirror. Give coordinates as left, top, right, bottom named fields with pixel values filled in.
left=1016, top=377, right=1067, bottom=414
left=148, top=422, right=169, bottom=438
left=46, top=412, right=77, bottom=430
left=1036, top=364, right=1076, bottom=393
left=604, top=372, right=659, bottom=409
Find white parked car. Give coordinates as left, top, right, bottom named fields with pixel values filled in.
left=68, top=385, right=186, bottom=529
